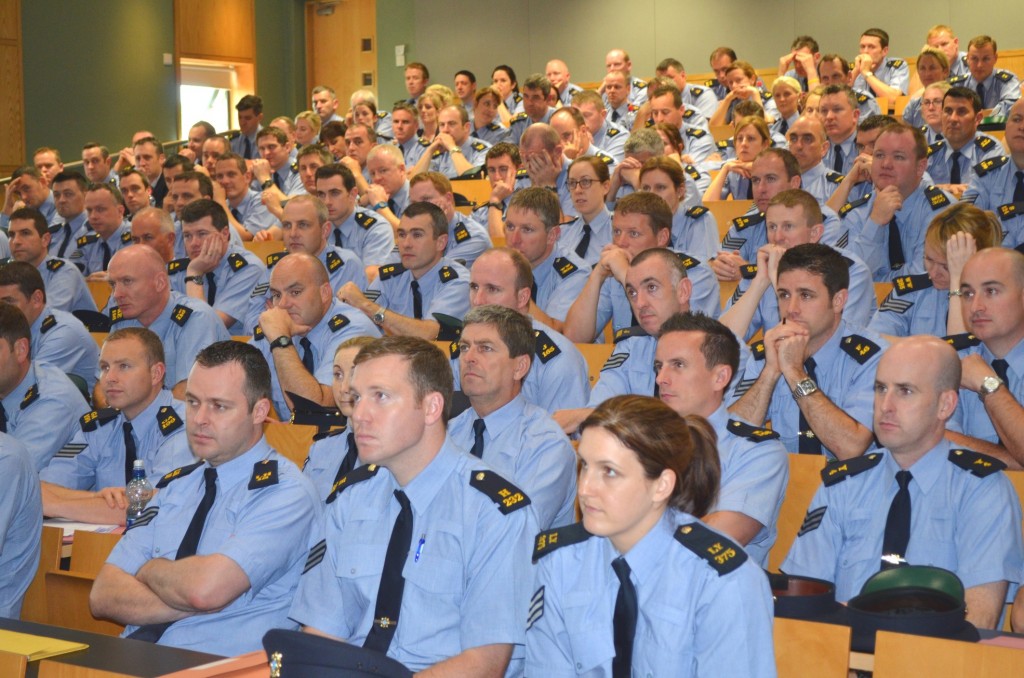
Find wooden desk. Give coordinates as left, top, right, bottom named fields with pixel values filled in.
left=0, top=618, right=220, bottom=678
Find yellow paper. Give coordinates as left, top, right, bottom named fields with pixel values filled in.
left=0, top=629, right=89, bottom=661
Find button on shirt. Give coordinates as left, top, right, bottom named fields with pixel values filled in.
left=532, top=248, right=591, bottom=321
left=30, top=306, right=99, bottom=390
left=38, top=256, right=96, bottom=313
left=526, top=510, right=776, bottom=677
left=782, top=443, right=1023, bottom=603
left=290, top=440, right=537, bottom=674
left=449, top=395, right=577, bottom=529
left=40, top=391, right=194, bottom=490
left=107, top=439, right=322, bottom=655
left=0, top=361, right=90, bottom=471
left=948, top=338, right=1024, bottom=445
left=0, top=433, right=42, bottom=619
left=367, top=257, right=470, bottom=323
left=329, top=208, right=397, bottom=268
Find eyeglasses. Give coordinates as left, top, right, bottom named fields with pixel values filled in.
left=568, top=178, right=596, bottom=190
left=922, top=98, right=944, bottom=107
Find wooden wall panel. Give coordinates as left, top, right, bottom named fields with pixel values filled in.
left=0, top=0, right=23, bottom=176
left=306, top=0, right=377, bottom=112
left=175, top=0, right=255, bottom=61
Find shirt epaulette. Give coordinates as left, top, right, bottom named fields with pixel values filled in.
left=839, top=193, right=873, bottom=218
left=606, top=127, right=622, bottom=138
left=674, top=522, right=747, bottom=575
left=510, top=112, right=529, bottom=124
left=887, top=59, right=904, bottom=68
left=856, top=92, right=870, bottom=105
left=613, top=326, right=648, bottom=343
left=169, top=304, right=193, bottom=327
left=942, top=332, right=981, bottom=351
left=327, top=313, right=351, bottom=332
left=685, top=205, right=708, bottom=218
left=927, top=140, right=946, bottom=157
left=632, top=78, right=647, bottom=88
left=726, top=419, right=780, bottom=442
left=948, top=448, right=1006, bottom=477
left=417, top=137, right=432, bottom=147
left=924, top=185, right=952, bottom=210
left=840, top=334, right=882, bottom=364
left=690, top=86, right=705, bottom=96
left=355, top=212, right=378, bottom=229
left=949, top=74, right=968, bottom=85
left=325, top=463, right=380, bottom=504
left=532, top=522, right=592, bottom=563
left=439, top=265, right=459, bottom=283
left=20, top=385, right=39, bottom=409
left=999, top=203, right=1023, bottom=221
left=77, top=233, right=99, bottom=248
left=595, top=151, right=614, bottom=165
left=109, top=306, right=124, bottom=323
left=266, top=251, right=288, bottom=268
left=996, top=70, right=1013, bottom=83
left=552, top=256, right=578, bottom=278
left=471, top=141, right=487, bottom=152
left=685, top=128, right=707, bottom=139
left=821, top=452, right=883, bottom=486
left=470, top=470, right=531, bottom=515
left=80, top=407, right=119, bottom=432
left=716, top=139, right=730, bottom=150
left=516, top=167, right=529, bottom=179
left=751, top=340, right=766, bottom=361
left=40, top=314, right=57, bottom=334
left=248, top=459, right=279, bottom=489
left=45, top=258, right=65, bottom=272
left=252, top=324, right=265, bottom=340
left=377, top=262, right=405, bottom=280
left=227, top=252, right=249, bottom=271
left=167, top=257, right=189, bottom=275
left=826, top=171, right=845, bottom=184
left=156, top=406, right=184, bottom=436
left=732, top=212, right=765, bottom=231
left=156, top=461, right=204, bottom=488
left=312, top=425, right=347, bottom=442
left=120, top=230, right=132, bottom=244
left=325, top=250, right=344, bottom=272
left=684, top=164, right=701, bottom=180
left=739, top=264, right=758, bottom=280
left=534, top=329, right=561, bottom=363
left=975, top=135, right=997, bottom=152
left=892, top=273, right=933, bottom=295
left=452, top=222, right=471, bottom=243
left=676, top=252, right=701, bottom=269
left=974, top=155, right=1008, bottom=177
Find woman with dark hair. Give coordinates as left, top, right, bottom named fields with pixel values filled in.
left=526, top=395, right=775, bottom=676
left=492, top=64, right=524, bottom=124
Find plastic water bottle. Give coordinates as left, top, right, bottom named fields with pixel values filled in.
left=125, top=460, right=154, bottom=526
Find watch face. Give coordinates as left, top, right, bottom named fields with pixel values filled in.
left=981, top=376, right=1002, bottom=394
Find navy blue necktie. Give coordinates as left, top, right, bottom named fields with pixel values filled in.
left=798, top=358, right=822, bottom=455
left=0, top=401, right=7, bottom=433
left=299, top=337, right=315, bottom=373
left=56, top=223, right=73, bottom=258
left=832, top=144, right=844, bottom=173
left=881, top=470, right=912, bottom=569
left=1013, top=171, right=1024, bottom=204
left=363, top=490, right=413, bottom=653
left=949, top=150, right=962, bottom=184
left=411, top=280, right=423, bottom=319
left=575, top=224, right=592, bottom=259
left=122, top=421, right=137, bottom=484
left=470, top=418, right=486, bottom=458
left=205, top=272, right=217, bottom=306
left=101, top=241, right=112, bottom=270
left=887, top=217, right=905, bottom=271
left=243, top=137, right=253, bottom=159
left=976, top=82, right=985, bottom=107
left=611, top=557, right=637, bottom=678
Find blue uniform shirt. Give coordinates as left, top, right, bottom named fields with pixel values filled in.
left=800, top=163, right=845, bottom=205
left=448, top=395, right=577, bottom=529
left=557, top=208, right=612, bottom=267
left=672, top=205, right=719, bottom=262
left=367, top=257, right=470, bottom=324
left=302, top=427, right=355, bottom=502
left=40, top=391, right=194, bottom=490
left=0, top=193, right=58, bottom=232
left=0, top=361, right=90, bottom=471
left=395, top=137, right=430, bottom=168
left=110, top=292, right=231, bottom=388
left=228, top=189, right=278, bottom=236
left=30, top=306, right=99, bottom=390
left=69, top=223, right=132, bottom=275
left=532, top=248, right=591, bottom=321
left=925, top=134, right=1004, bottom=185
left=526, top=511, right=776, bottom=677
left=290, top=439, right=537, bottom=674
left=443, top=213, right=491, bottom=268
left=962, top=156, right=1024, bottom=251
left=735, top=321, right=888, bottom=458
left=869, top=273, right=950, bottom=338
left=782, top=443, right=1023, bottom=602
left=592, top=121, right=629, bottom=164
left=949, top=70, right=1021, bottom=117
left=720, top=206, right=847, bottom=262
left=853, top=58, right=910, bottom=95
left=170, top=246, right=266, bottom=336
left=231, top=127, right=262, bottom=159
left=682, top=83, right=719, bottom=119
left=0, top=433, right=42, bottom=619
left=471, top=120, right=512, bottom=145
left=329, top=207, right=395, bottom=267
left=429, top=138, right=491, bottom=179
left=38, top=256, right=96, bottom=313
left=606, top=102, right=639, bottom=130
left=948, top=337, right=1024, bottom=445
left=107, top=439, right=322, bottom=655
left=823, top=134, right=859, bottom=176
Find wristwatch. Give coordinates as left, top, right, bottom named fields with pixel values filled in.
left=792, top=378, right=819, bottom=400
left=269, top=336, right=293, bottom=351
left=979, top=375, right=1004, bottom=400
left=372, top=307, right=387, bottom=327
left=261, top=178, right=275, bottom=190
left=372, top=201, right=388, bottom=211
left=185, top=275, right=204, bottom=285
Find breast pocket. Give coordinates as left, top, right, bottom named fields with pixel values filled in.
left=641, top=601, right=696, bottom=671
left=563, top=591, right=614, bottom=674
left=336, top=544, right=385, bottom=632
left=839, top=508, right=879, bottom=571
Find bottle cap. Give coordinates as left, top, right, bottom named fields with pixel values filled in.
left=133, top=460, right=145, bottom=470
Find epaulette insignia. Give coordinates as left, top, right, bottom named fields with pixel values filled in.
left=685, top=128, right=706, bottom=138
left=326, top=251, right=343, bottom=272
left=924, top=185, right=951, bottom=210
left=510, top=112, right=529, bottom=124
left=167, top=257, right=189, bottom=274
left=857, top=93, right=869, bottom=105
left=513, top=93, right=523, bottom=104
left=328, top=313, right=351, bottom=332
left=291, top=160, right=299, bottom=172
left=942, top=332, right=981, bottom=351
left=553, top=256, right=578, bottom=278
left=266, top=251, right=288, bottom=268
left=674, top=522, right=747, bottom=575
left=949, top=74, right=967, bottom=85
left=948, top=448, right=1006, bottom=477
left=170, top=304, right=193, bottom=327
left=516, top=167, right=529, bottom=179
left=109, top=306, right=124, bottom=323
left=643, top=118, right=654, bottom=128
left=826, top=171, right=844, bottom=184
left=606, top=127, right=621, bottom=137
left=534, top=329, right=561, bottom=363
left=532, top=522, right=592, bottom=563
left=77, top=233, right=99, bottom=248
left=121, top=230, right=132, bottom=244
left=40, top=314, right=57, bottom=334
left=887, top=59, right=904, bottom=68
left=471, top=142, right=487, bottom=152
left=839, top=193, right=872, bottom=218
left=439, top=265, right=459, bottom=283
left=45, top=258, right=65, bottom=272
left=486, top=122, right=501, bottom=131
left=893, top=273, right=933, bottom=295
left=312, top=425, right=347, bottom=442
left=253, top=324, right=265, bottom=340
left=596, top=152, right=613, bottom=165
left=80, top=407, right=118, bottom=431
left=378, top=110, right=388, bottom=120
left=717, top=139, right=730, bottom=150
left=684, top=164, right=700, bottom=180
left=821, top=453, right=883, bottom=486
left=20, top=385, right=39, bottom=409
left=685, top=205, right=708, bottom=218
left=453, top=223, right=471, bottom=243
left=627, top=104, right=638, bottom=113
left=683, top=109, right=697, bottom=120
left=377, top=262, right=405, bottom=280
left=156, top=406, right=184, bottom=436
left=248, top=459, right=279, bottom=489
left=841, top=334, right=881, bottom=364
left=613, top=326, right=648, bottom=344
left=732, top=212, right=765, bottom=231
left=727, top=419, right=779, bottom=442
left=975, top=155, right=1008, bottom=177
left=739, top=264, right=758, bottom=280
left=999, top=203, right=1022, bottom=221
left=326, top=463, right=380, bottom=504
left=762, top=92, right=773, bottom=101
left=156, top=461, right=204, bottom=488
left=633, top=78, right=647, bottom=88
left=704, top=79, right=716, bottom=87
left=996, top=70, right=1012, bottom=82
left=418, top=137, right=432, bottom=147
left=355, top=212, right=377, bottom=229
left=470, top=470, right=531, bottom=515
left=975, top=136, right=996, bottom=151
left=751, top=340, right=766, bottom=361
left=228, top=252, right=248, bottom=271
left=927, top=140, right=946, bottom=157
left=431, top=149, right=442, bottom=158
left=691, top=86, right=705, bottom=96
left=675, top=252, right=701, bottom=269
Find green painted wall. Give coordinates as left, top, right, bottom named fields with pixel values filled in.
left=254, top=0, right=307, bottom=120
left=375, top=0, right=415, bottom=106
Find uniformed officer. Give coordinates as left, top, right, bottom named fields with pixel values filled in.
left=81, top=142, right=118, bottom=185
left=925, top=87, right=1003, bottom=193
left=462, top=247, right=590, bottom=412
left=119, top=169, right=154, bottom=220
left=341, top=202, right=468, bottom=342
left=647, top=85, right=719, bottom=165
left=70, top=183, right=132, bottom=278
left=40, top=328, right=194, bottom=524
left=106, top=245, right=230, bottom=397
left=0, top=303, right=90, bottom=471
left=730, top=243, right=888, bottom=459
left=550, top=108, right=620, bottom=179
left=365, top=144, right=409, bottom=229
left=786, top=116, right=845, bottom=205
left=290, top=336, right=536, bottom=674
left=572, top=90, right=630, bottom=164
left=0, top=166, right=57, bottom=233
left=254, top=253, right=380, bottom=421
left=469, top=87, right=511, bottom=145
left=603, top=49, right=648, bottom=107
left=851, top=28, right=910, bottom=97
left=962, top=98, right=1024, bottom=250
left=782, top=335, right=1022, bottom=629
left=558, top=156, right=614, bottom=266
left=508, top=74, right=558, bottom=146
left=603, top=71, right=639, bottom=130
left=503, top=187, right=590, bottom=329
left=472, top=142, right=525, bottom=237
left=657, top=57, right=720, bottom=119
left=175, top=199, right=265, bottom=336
left=870, top=203, right=1002, bottom=340
left=407, top=172, right=491, bottom=268
left=519, top=123, right=576, bottom=219
left=131, top=207, right=177, bottom=263
left=448, top=305, right=576, bottom=529
left=0, top=432, right=41, bottom=619
left=48, top=171, right=90, bottom=259
left=315, top=164, right=396, bottom=269
left=819, top=85, right=862, bottom=176
left=131, top=137, right=168, bottom=209
left=230, top=95, right=264, bottom=160
left=545, top=59, right=583, bottom=108
left=6, top=207, right=95, bottom=312
left=948, top=36, right=1021, bottom=117
left=0, top=262, right=98, bottom=391
left=845, top=124, right=957, bottom=281
left=390, top=103, right=429, bottom=169
left=926, top=24, right=969, bottom=78
left=312, top=85, right=342, bottom=124
left=91, top=340, right=322, bottom=655
left=251, top=127, right=303, bottom=197
left=411, top=105, right=490, bottom=180
left=816, top=55, right=883, bottom=119
left=563, top=192, right=720, bottom=343
left=638, top=156, right=718, bottom=261
left=212, top=153, right=278, bottom=240
left=723, top=190, right=877, bottom=342
left=527, top=395, right=775, bottom=676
